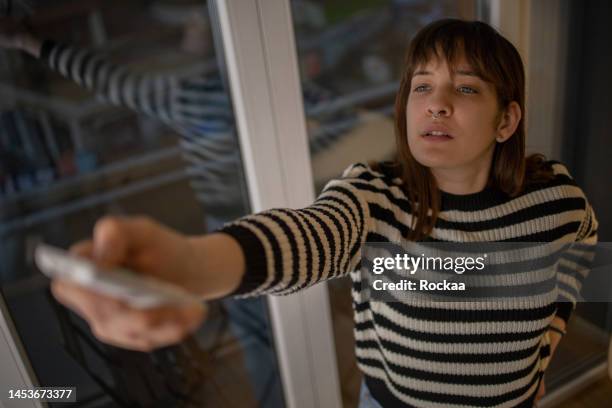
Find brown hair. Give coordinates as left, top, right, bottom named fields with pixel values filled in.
left=372, top=19, right=554, bottom=241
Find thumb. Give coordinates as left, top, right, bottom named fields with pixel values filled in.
left=69, top=240, right=94, bottom=259
left=92, top=216, right=138, bottom=268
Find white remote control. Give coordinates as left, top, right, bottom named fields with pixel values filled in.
left=35, top=243, right=201, bottom=309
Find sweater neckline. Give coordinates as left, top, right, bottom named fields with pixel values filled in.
left=439, top=185, right=508, bottom=209
left=375, top=161, right=512, bottom=210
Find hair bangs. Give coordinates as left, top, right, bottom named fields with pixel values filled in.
left=408, top=22, right=501, bottom=86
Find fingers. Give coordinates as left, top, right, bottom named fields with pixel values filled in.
left=50, top=279, right=126, bottom=322
left=89, top=322, right=156, bottom=352
left=51, top=278, right=206, bottom=352
left=92, top=307, right=205, bottom=352
left=49, top=216, right=202, bottom=352
left=91, top=215, right=158, bottom=268
left=50, top=238, right=126, bottom=324
left=92, top=216, right=132, bottom=268
left=535, top=375, right=546, bottom=404
left=107, top=303, right=207, bottom=351
left=69, top=240, right=94, bottom=258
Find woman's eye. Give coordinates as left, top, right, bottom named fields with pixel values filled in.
left=413, top=85, right=429, bottom=93
left=458, top=86, right=477, bottom=94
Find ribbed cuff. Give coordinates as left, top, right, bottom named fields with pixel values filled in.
left=39, top=39, right=57, bottom=63
left=555, top=301, right=573, bottom=324
left=217, top=224, right=269, bottom=296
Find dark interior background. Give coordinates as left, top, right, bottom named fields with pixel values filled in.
left=562, top=0, right=612, bottom=330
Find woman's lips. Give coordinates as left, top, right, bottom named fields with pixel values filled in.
left=421, top=133, right=453, bottom=142
left=421, top=124, right=454, bottom=142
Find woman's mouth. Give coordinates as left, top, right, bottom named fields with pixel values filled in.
left=422, top=130, right=453, bottom=141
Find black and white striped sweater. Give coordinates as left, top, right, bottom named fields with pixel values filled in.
left=219, top=161, right=598, bottom=407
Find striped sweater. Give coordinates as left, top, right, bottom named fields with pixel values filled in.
left=219, top=161, right=598, bottom=407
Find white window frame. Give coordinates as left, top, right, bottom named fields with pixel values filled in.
left=214, top=1, right=342, bottom=407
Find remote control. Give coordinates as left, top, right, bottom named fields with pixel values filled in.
left=35, top=243, right=201, bottom=309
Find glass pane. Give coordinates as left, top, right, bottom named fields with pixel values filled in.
left=289, top=1, right=476, bottom=406
left=0, top=1, right=284, bottom=407
left=543, top=0, right=611, bottom=395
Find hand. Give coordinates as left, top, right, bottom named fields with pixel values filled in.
left=535, top=375, right=545, bottom=405
left=0, top=17, right=41, bottom=56
left=50, top=216, right=207, bottom=352
left=534, top=325, right=564, bottom=405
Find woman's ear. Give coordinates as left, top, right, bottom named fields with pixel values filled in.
left=495, top=101, right=521, bottom=143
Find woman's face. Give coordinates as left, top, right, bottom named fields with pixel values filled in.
left=406, top=54, right=502, bottom=172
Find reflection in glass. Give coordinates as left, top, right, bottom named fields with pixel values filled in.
left=0, top=1, right=283, bottom=406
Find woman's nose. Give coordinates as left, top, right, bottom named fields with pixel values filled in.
left=427, top=107, right=448, bottom=118
left=426, top=92, right=452, bottom=118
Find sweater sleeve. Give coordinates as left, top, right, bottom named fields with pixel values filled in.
left=39, top=40, right=232, bottom=129
left=555, top=198, right=599, bottom=324
left=217, top=163, right=371, bottom=297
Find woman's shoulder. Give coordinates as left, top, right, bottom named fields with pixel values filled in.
left=318, top=162, right=405, bottom=201
left=524, top=158, right=591, bottom=205
left=542, top=160, right=598, bottom=241
left=525, top=156, right=577, bottom=189
left=336, top=161, right=404, bottom=186
left=547, top=160, right=574, bottom=179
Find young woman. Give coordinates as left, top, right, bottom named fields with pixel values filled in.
left=49, top=19, right=598, bottom=407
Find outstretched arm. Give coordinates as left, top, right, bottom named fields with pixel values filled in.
left=50, top=164, right=371, bottom=351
